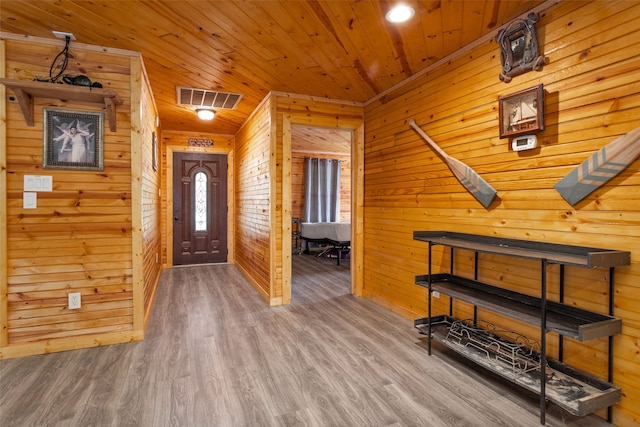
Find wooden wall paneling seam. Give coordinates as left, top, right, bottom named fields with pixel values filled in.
left=164, top=146, right=174, bottom=267
left=130, top=55, right=144, bottom=333
left=227, top=149, right=235, bottom=265
left=281, top=115, right=292, bottom=305
left=269, top=98, right=279, bottom=305
left=0, top=38, right=8, bottom=348
left=352, top=124, right=365, bottom=297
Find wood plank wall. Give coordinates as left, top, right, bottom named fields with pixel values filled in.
left=234, top=96, right=273, bottom=302
left=290, top=153, right=351, bottom=223
left=362, top=1, right=640, bottom=424
left=137, top=59, right=163, bottom=327
left=0, top=35, right=158, bottom=358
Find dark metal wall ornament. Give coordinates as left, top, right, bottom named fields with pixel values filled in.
left=496, top=12, right=546, bottom=83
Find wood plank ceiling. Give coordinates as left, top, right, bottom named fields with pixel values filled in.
left=0, top=0, right=544, bottom=135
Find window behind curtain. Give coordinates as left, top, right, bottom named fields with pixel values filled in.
left=303, top=158, right=341, bottom=223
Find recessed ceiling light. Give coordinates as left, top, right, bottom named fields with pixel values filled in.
left=196, top=108, right=215, bottom=120
left=385, top=4, right=415, bottom=23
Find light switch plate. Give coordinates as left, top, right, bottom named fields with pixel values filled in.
left=24, top=175, right=53, bottom=192
left=23, top=192, right=37, bottom=209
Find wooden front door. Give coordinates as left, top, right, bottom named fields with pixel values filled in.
left=173, top=152, right=228, bottom=265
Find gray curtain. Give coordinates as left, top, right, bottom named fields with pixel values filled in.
left=303, top=158, right=341, bottom=223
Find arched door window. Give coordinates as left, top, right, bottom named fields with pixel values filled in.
left=194, top=171, right=208, bottom=231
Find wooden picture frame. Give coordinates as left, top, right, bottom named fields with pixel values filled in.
left=498, top=84, right=544, bottom=139
left=43, top=108, right=104, bottom=170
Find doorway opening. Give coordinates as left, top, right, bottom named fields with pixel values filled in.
left=290, top=125, right=352, bottom=303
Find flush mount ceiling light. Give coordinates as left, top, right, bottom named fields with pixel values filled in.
left=385, top=4, right=415, bottom=23
left=196, top=108, right=215, bottom=120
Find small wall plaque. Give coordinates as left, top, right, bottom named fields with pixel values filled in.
left=188, top=138, right=213, bottom=147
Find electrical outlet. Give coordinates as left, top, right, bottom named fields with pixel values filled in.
left=68, top=292, right=81, bottom=309
left=432, top=291, right=441, bottom=298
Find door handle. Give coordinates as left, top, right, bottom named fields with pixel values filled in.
left=174, top=208, right=179, bottom=221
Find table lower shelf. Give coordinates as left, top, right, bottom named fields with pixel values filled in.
left=415, top=315, right=620, bottom=416
left=415, top=274, right=621, bottom=341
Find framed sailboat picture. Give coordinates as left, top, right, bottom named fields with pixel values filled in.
left=498, top=84, right=544, bottom=139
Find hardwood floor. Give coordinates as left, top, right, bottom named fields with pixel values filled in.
left=1, top=255, right=612, bottom=426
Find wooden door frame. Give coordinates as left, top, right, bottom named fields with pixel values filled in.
left=165, top=144, right=234, bottom=267
left=0, top=39, right=7, bottom=348
left=282, top=116, right=364, bottom=304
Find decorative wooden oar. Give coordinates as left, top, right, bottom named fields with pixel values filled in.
left=409, top=119, right=497, bottom=208
left=554, top=125, right=640, bottom=205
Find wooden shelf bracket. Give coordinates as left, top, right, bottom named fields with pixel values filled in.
left=0, top=78, right=122, bottom=132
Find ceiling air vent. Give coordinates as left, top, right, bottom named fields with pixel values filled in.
left=177, top=86, right=243, bottom=110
